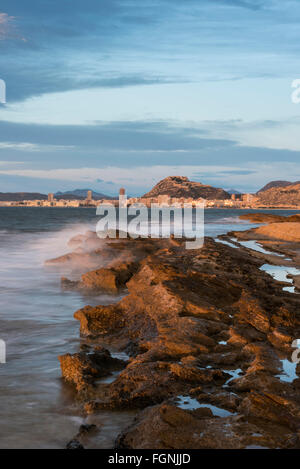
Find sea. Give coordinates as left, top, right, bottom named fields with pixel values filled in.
left=0, top=207, right=299, bottom=448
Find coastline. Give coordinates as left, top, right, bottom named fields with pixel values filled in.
left=50, top=216, right=300, bottom=449
left=1, top=206, right=300, bottom=210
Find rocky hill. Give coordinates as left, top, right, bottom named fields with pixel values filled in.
left=55, top=189, right=113, bottom=200
left=257, top=180, right=300, bottom=193
left=257, top=182, right=300, bottom=207
left=0, top=192, right=48, bottom=201
left=143, top=176, right=230, bottom=200
left=0, top=189, right=114, bottom=202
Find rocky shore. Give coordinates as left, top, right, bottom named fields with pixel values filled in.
left=49, top=223, right=300, bottom=449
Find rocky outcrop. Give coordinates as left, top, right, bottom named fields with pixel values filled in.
left=253, top=223, right=300, bottom=242
left=143, top=176, right=230, bottom=200
left=55, top=233, right=300, bottom=449
left=116, top=402, right=298, bottom=449
left=58, top=346, right=126, bottom=395
left=234, top=221, right=300, bottom=243
left=240, top=213, right=300, bottom=224
left=80, top=262, right=138, bottom=292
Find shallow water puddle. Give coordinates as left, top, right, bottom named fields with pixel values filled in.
left=223, top=368, right=243, bottom=387
left=215, top=239, right=239, bottom=249
left=96, top=370, right=122, bottom=384
left=260, top=264, right=300, bottom=293
left=110, top=351, right=130, bottom=361
left=276, top=359, right=298, bottom=383
left=176, top=396, right=235, bottom=417
left=283, top=286, right=296, bottom=293
left=235, top=239, right=285, bottom=257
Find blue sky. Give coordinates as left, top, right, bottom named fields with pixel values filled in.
left=1, top=0, right=300, bottom=195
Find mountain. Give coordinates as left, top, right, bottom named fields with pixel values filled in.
left=0, top=192, right=47, bottom=201
left=257, top=180, right=300, bottom=194
left=143, top=176, right=230, bottom=200
left=226, top=188, right=242, bottom=195
left=257, top=182, right=300, bottom=206
left=55, top=189, right=114, bottom=200
left=0, top=189, right=115, bottom=202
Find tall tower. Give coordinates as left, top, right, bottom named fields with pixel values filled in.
left=87, top=190, right=92, bottom=202
left=48, top=193, right=54, bottom=203
left=119, top=188, right=127, bottom=208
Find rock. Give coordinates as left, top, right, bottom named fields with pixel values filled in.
left=57, top=233, right=300, bottom=448
left=74, top=304, right=125, bottom=337
left=116, top=402, right=298, bottom=449
left=243, top=343, right=281, bottom=375
left=77, top=424, right=98, bottom=436
left=66, top=439, right=85, bottom=450
left=239, top=392, right=300, bottom=431
left=234, top=292, right=270, bottom=334
left=58, top=347, right=125, bottom=395
left=61, top=277, right=79, bottom=290
left=253, top=223, right=300, bottom=242
left=79, top=262, right=138, bottom=292
left=239, top=213, right=286, bottom=224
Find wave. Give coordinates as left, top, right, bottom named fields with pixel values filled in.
left=206, top=216, right=249, bottom=224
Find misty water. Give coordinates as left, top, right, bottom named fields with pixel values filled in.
left=0, top=207, right=299, bottom=448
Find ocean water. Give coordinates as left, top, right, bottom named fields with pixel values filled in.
left=0, top=207, right=298, bottom=448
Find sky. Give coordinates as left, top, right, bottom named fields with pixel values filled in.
left=1, top=0, right=300, bottom=196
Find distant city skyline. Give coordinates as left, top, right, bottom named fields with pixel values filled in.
left=1, top=1, right=300, bottom=194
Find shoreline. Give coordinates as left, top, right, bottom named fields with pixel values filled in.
left=48, top=215, right=300, bottom=449
left=1, top=206, right=300, bottom=211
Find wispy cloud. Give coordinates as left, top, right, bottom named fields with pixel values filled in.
left=0, top=142, right=75, bottom=152
left=0, top=12, right=13, bottom=39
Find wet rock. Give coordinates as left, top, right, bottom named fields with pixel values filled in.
left=267, top=328, right=294, bottom=352
left=58, top=347, right=125, bottom=394
left=239, top=392, right=300, bottom=431
left=61, top=277, right=79, bottom=290
left=79, top=262, right=138, bottom=293
left=231, top=371, right=284, bottom=393
left=66, top=439, right=85, bottom=450
left=234, top=292, right=270, bottom=334
left=116, top=402, right=298, bottom=449
left=74, top=305, right=125, bottom=337
left=78, top=424, right=98, bottom=435
left=239, top=213, right=287, bottom=224
left=244, top=343, right=281, bottom=375
left=57, top=234, right=300, bottom=448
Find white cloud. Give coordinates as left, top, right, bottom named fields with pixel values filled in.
left=0, top=142, right=75, bottom=152
left=0, top=12, right=14, bottom=39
